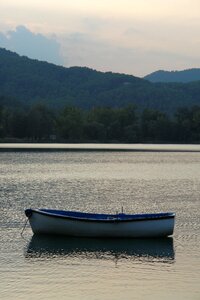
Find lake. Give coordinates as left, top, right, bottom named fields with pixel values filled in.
left=0, top=144, right=199, bottom=299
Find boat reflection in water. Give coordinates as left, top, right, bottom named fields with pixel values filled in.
left=25, top=235, right=175, bottom=263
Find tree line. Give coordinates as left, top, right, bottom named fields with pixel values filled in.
left=0, top=103, right=200, bottom=143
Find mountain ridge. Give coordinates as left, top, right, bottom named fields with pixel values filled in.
left=1, top=48, right=200, bottom=114
left=144, top=68, right=200, bottom=83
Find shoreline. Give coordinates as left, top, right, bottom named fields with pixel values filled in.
left=1, top=143, right=200, bottom=152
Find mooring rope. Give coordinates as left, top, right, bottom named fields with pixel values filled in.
left=20, top=217, right=29, bottom=237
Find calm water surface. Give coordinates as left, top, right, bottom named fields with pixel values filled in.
left=0, top=145, right=200, bottom=299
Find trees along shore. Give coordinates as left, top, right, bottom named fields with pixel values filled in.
left=0, top=103, right=200, bottom=143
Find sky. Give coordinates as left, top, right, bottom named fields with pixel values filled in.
left=0, top=0, right=200, bottom=77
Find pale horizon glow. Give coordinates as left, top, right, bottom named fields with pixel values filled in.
left=0, top=0, right=200, bottom=76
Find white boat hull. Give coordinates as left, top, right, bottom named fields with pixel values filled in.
left=26, top=209, right=175, bottom=238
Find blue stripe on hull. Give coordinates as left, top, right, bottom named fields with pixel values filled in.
left=25, top=208, right=175, bottom=223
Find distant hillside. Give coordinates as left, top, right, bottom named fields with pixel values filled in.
left=144, top=69, right=200, bottom=83
left=1, top=48, right=200, bottom=114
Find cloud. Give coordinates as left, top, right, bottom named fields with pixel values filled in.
left=0, top=25, right=63, bottom=65
left=82, top=17, right=109, bottom=33
left=60, top=31, right=200, bottom=76
left=123, top=27, right=141, bottom=36
left=0, top=23, right=199, bottom=77
left=0, top=1, right=200, bottom=76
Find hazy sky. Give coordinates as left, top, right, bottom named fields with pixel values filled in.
left=0, top=0, right=200, bottom=76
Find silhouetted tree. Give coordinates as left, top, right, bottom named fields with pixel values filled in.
left=26, top=103, right=54, bottom=140
left=141, top=109, right=171, bottom=142
left=56, top=106, right=84, bottom=141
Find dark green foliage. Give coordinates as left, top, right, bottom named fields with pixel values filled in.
left=9, top=109, right=28, bottom=138
left=57, top=106, right=84, bottom=141
left=83, top=121, right=106, bottom=142
left=1, top=48, right=200, bottom=143
left=1, top=103, right=200, bottom=143
left=174, top=106, right=200, bottom=142
left=141, top=109, right=172, bottom=142
left=1, top=48, right=200, bottom=114
left=0, top=103, right=55, bottom=140
left=144, top=69, right=200, bottom=83
left=26, top=104, right=55, bottom=140
left=82, top=105, right=138, bottom=142
left=0, top=105, right=4, bottom=137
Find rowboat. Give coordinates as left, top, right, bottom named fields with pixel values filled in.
left=25, top=208, right=175, bottom=238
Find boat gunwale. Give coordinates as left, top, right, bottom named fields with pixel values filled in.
left=26, top=209, right=175, bottom=223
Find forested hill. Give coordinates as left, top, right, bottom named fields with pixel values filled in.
left=1, top=48, right=200, bottom=114
left=144, top=69, right=200, bottom=83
